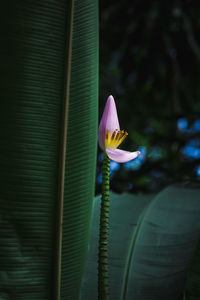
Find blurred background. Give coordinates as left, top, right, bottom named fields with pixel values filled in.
left=96, top=0, right=200, bottom=195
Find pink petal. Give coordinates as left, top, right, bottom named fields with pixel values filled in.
left=106, top=148, right=140, bottom=163
left=98, top=95, right=120, bottom=150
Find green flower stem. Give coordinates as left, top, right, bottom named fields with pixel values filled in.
left=98, top=152, right=110, bottom=300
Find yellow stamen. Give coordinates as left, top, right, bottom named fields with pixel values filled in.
left=112, top=130, right=121, bottom=148
left=109, top=131, right=116, bottom=148
left=105, top=129, right=128, bottom=149
left=115, top=131, right=121, bottom=141
left=116, top=132, right=128, bottom=148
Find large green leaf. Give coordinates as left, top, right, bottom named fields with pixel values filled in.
left=0, top=0, right=98, bottom=299
left=81, top=185, right=200, bottom=300
left=61, top=1, right=98, bottom=299
left=125, top=185, right=200, bottom=300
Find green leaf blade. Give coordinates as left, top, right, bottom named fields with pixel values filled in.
left=0, top=0, right=69, bottom=298
left=81, top=185, right=200, bottom=300
left=0, top=0, right=98, bottom=299
left=60, top=0, right=99, bottom=299
left=126, top=185, right=200, bottom=300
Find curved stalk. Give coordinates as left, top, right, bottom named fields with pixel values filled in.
left=98, top=152, right=110, bottom=300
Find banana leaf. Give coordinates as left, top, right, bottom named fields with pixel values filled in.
left=0, top=0, right=98, bottom=299
left=126, top=184, right=200, bottom=300
left=81, top=184, right=200, bottom=300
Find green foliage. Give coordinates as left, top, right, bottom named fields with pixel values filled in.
left=81, top=184, right=200, bottom=300
left=0, top=0, right=98, bottom=299
left=61, top=1, right=98, bottom=299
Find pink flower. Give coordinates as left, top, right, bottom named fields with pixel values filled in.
left=98, top=95, right=140, bottom=163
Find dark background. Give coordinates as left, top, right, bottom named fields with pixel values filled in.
left=96, top=0, right=200, bottom=194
